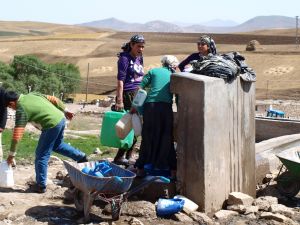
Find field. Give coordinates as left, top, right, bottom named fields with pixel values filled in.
left=1, top=21, right=300, bottom=99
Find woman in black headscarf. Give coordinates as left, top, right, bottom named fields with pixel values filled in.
left=178, top=35, right=217, bottom=72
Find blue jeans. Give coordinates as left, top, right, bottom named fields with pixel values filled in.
left=35, top=118, right=86, bottom=188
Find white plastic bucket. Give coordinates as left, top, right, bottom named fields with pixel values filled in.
left=0, top=161, right=14, bottom=188
left=174, top=195, right=198, bottom=213
left=115, top=113, right=132, bottom=139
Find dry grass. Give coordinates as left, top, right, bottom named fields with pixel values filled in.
left=0, top=21, right=106, bottom=34
left=70, top=93, right=110, bottom=102
left=1, top=21, right=300, bottom=99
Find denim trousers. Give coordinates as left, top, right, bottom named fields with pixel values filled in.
left=35, top=118, right=85, bottom=188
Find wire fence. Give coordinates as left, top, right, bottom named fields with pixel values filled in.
left=13, top=59, right=115, bottom=87
left=9, top=59, right=117, bottom=97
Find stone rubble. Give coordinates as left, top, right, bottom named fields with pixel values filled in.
left=1, top=158, right=300, bottom=225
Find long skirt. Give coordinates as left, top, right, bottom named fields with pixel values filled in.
left=135, top=102, right=176, bottom=170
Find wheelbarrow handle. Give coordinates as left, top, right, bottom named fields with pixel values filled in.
left=159, top=176, right=171, bottom=183
left=125, top=176, right=170, bottom=198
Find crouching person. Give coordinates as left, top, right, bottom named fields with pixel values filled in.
left=5, top=91, right=88, bottom=193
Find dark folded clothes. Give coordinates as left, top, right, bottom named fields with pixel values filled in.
left=190, top=52, right=256, bottom=82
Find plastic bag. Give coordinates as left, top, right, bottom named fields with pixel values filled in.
left=156, top=198, right=185, bottom=216
left=132, top=113, right=142, bottom=136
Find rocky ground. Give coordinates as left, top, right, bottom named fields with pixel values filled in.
left=1, top=156, right=300, bottom=225
left=2, top=103, right=300, bottom=225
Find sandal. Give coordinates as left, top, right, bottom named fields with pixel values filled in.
left=113, top=158, right=130, bottom=166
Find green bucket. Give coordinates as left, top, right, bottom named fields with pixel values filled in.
left=100, top=111, right=134, bottom=150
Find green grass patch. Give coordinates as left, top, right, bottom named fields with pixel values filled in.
left=0, top=31, right=27, bottom=36
left=2, top=130, right=115, bottom=163
left=29, top=30, right=49, bottom=36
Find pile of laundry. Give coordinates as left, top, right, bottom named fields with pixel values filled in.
left=190, top=52, right=256, bottom=82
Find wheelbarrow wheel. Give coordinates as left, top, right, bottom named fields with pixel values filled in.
left=111, top=201, right=122, bottom=221
left=277, top=171, right=300, bottom=198
left=74, top=188, right=84, bottom=212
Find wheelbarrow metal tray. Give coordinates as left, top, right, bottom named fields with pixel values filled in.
left=276, top=147, right=300, bottom=178
left=63, top=160, right=136, bottom=194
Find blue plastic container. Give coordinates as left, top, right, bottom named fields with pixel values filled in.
left=156, top=198, right=185, bottom=216
left=81, top=162, right=111, bottom=178
left=81, top=167, right=91, bottom=175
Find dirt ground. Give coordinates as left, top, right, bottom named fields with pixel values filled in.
left=1, top=155, right=300, bottom=225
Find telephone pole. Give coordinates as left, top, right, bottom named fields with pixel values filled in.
left=84, top=63, right=90, bottom=108
left=296, top=16, right=299, bottom=48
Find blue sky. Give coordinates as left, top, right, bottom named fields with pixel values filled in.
left=1, top=0, right=299, bottom=25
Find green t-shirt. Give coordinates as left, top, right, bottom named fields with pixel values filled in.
left=16, top=93, right=65, bottom=130
left=140, top=67, right=173, bottom=104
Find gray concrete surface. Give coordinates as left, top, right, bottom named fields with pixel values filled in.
left=170, top=72, right=255, bottom=213
left=255, top=133, right=300, bottom=184
left=256, top=117, right=300, bottom=142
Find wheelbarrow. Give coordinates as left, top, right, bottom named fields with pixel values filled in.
left=63, top=160, right=170, bottom=221
left=276, top=147, right=300, bottom=197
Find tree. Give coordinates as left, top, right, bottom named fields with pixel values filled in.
left=1, top=55, right=82, bottom=96
left=0, top=61, right=15, bottom=90
left=39, top=76, right=63, bottom=95
left=48, top=63, right=81, bottom=94
left=10, top=55, right=47, bottom=81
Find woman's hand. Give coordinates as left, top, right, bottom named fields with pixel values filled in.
left=115, top=102, right=124, bottom=111
left=65, top=111, right=75, bottom=120
left=7, top=155, right=16, bottom=166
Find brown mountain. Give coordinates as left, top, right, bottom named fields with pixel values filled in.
left=79, top=15, right=297, bottom=33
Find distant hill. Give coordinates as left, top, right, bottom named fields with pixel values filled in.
left=230, top=15, right=296, bottom=32
left=79, top=17, right=142, bottom=31
left=79, top=15, right=297, bottom=33
left=79, top=18, right=183, bottom=32
left=143, top=20, right=183, bottom=32
left=201, top=19, right=238, bottom=27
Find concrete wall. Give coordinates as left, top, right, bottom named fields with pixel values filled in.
left=256, top=117, right=300, bottom=142
left=170, top=72, right=255, bottom=213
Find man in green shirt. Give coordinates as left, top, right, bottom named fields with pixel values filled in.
left=5, top=91, right=87, bottom=193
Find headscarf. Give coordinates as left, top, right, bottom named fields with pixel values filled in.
left=3, top=91, right=19, bottom=106
left=161, top=55, right=179, bottom=72
left=130, top=34, right=145, bottom=44
left=118, top=34, right=145, bottom=55
left=198, top=35, right=217, bottom=55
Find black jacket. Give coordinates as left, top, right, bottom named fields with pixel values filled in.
left=0, top=87, right=8, bottom=129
